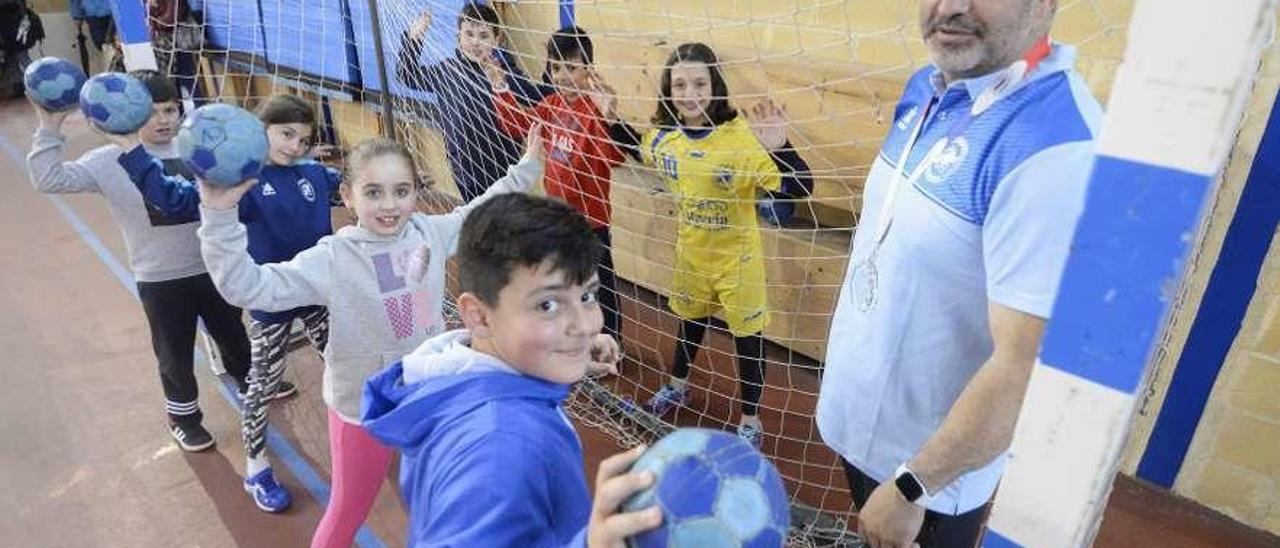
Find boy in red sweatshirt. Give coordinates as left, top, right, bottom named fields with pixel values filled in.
left=488, top=25, right=624, bottom=339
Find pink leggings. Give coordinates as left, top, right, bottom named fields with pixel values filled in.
left=311, top=407, right=394, bottom=548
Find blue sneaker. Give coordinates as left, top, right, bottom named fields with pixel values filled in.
left=244, top=468, right=292, bottom=513
left=643, top=383, right=689, bottom=417
left=737, top=422, right=764, bottom=449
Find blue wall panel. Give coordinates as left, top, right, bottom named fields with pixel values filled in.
left=204, top=0, right=268, bottom=56
left=261, top=0, right=360, bottom=84
left=348, top=0, right=469, bottom=98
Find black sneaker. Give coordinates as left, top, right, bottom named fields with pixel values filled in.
left=238, top=381, right=299, bottom=403
left=170, top=422, right=216, bottom=452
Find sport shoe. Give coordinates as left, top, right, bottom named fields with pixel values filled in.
left=244, top=467, right=293, bottom=513
left=737, top=421, right=763, bottom=449
left=643, top=383, right=689, bottom=417
left=239, top=381, right=298, bottom=403
left=170, top=422, right=215, bottom=452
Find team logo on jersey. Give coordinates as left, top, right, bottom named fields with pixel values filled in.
left=924, top=136, right=969, bottom=184
left=297, top=179, right=316, bottom=202
left=661, top=154, right=679, bottom=180
left=896, top=105, right=919, bottom=130
left=261, top=182, right=276, bottom=196
left=715, top=166, right=734, bottom=188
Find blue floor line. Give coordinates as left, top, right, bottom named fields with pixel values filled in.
left=1, top=134, right=387, bottom=548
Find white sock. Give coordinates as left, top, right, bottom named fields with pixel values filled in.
left=740, top=414, right=762, bottom=429
left=246, top=454, right=270, bottom=477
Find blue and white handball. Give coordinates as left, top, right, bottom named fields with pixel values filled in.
left=623, top=428, right=790, bottom=548
left=175, top=104, right=269, bottom=187
left=79, top=72, right=153, bottom=134
left=23, top=57, right=87, bottom=112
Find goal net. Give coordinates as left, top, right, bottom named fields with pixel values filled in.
left=140, top=0, right=1221, bottom=544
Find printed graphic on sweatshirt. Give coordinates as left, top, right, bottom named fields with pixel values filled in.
left=146, top=158, right=200, bottom=227
left=372, top=245, right=435, bottom=339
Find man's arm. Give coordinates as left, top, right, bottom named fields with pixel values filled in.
left=909, top=302, right=1045, bottom=493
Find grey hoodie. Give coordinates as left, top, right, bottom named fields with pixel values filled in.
left=198, top=151, right=543, bottom=421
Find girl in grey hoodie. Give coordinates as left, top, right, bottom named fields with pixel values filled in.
left=195, top=132, right=544, bottom=548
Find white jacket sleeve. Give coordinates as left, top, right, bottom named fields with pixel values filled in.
left=198, top=205, right=332, bottom=311
left=26, top=128, right=104, bottom=195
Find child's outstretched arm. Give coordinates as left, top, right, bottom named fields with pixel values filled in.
left=108, top=139, right=204, bottom=219
left=495, top=49, right=550, bottom=106
left=588, top=75, right=645, bottom=163
left=395, top=13, right=444, bottom=94
left=25, top=100, right=102, bottom=195
left=435, top=125, right=547, bottom=253
left=486, top=60, right=540, bottom=139
left=197, top=179, right=332, bottom=312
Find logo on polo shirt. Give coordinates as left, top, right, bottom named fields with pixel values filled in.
left=297, top=178, right=316, bottom=202
left=261, top=182, right=276, bottom=196
left=924, top=136, right=969, bottom=184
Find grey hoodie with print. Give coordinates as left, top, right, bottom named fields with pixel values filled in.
left=198, top=151, right=543, bottom=421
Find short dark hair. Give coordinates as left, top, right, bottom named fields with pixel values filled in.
left=459, top=2, right=501, bottom=32
left=254, top=94, right=316, bottom=130
left=547, top=26, right=592, bottom=65
left=129, top=69, right=179, bottom=104
left=651, top=42, right=738, bottom=129
left=457, top=193, right=601, bottom=306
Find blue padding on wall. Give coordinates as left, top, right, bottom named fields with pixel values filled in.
left=1137, top=92, right=1280, bottom=488
left=348, top=0, right=470, bottom=98
left=1041, top=156, right=1212, bottom=394
left=261, top=0, right=360, bottom=84
left=204, top=0, right=268, bottom=56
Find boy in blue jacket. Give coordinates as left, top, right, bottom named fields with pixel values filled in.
left=363, top=193, right=661, bottom=546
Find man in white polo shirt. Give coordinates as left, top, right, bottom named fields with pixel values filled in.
left=816, top=1, right=1103, bottom=546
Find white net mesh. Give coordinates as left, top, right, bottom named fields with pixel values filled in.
left=150, top=0, right=1143, bottom=543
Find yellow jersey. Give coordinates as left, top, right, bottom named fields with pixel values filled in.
left=641, top=117, right=781, bottom=271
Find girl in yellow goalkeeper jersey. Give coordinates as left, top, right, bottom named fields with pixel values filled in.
left=598, top=42, right=812, bottom=447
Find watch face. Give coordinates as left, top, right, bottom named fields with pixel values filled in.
left=895, top=471, right=925, bottom=502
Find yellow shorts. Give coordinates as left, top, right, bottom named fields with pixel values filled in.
left=668, top=256, right=769, bottom=337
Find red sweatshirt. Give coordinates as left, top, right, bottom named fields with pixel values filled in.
left=494, top=91, right=623, bottom=228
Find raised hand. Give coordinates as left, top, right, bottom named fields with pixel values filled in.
left=524, top=121, right=546, bottom=159
left=587, top=333, right=622, bottom=378
left=748, top=99, right=790, bottom=151
left=197, top=178, right=258, bottom=211
left=586, top=69, right=620, bottom=122
left=409, top=11, right=433, bottom=40
left=586, top=445, right=663, bottom=548
left=482, top=54, right=509, bottom=92
left=99, top=130, right=143, bottom=151
left=28, top=95, right=71, bottom=131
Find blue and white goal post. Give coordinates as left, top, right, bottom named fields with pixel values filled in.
left=985, top=1, right=1277, bottom=547
left=108, top=0, right=157, bottom=71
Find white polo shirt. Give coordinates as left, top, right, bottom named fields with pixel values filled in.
left=816, top=44, right=1103, bottom=515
